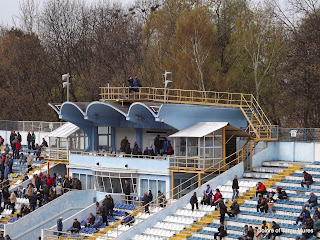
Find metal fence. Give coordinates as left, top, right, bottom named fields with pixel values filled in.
left=0, top=120, right=64, bottom=132
left=278, top=128, right=320, bottom=142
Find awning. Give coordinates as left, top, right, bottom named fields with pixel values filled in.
left=47, top=122, right=79, bottom=138
left=169, top=122, right=250, bottom=138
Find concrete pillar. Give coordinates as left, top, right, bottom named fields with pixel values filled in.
left=88, top=126, right=98, bottom=151
left=136, top=128, right=143, bottom=150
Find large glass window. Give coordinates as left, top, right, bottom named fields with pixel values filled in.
left=98, top=127, right=112, bottom=151
left=71, top=173, right=94, bottom=190
left=140, top=179, right=166, bottom=196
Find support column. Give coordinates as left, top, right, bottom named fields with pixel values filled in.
left=88, top=126, right=98, bottom=151
left=171, top=172, right=174, bottom=199
left=47, top=162, right=50, bottom=175
left=198, top=173, right=202, bottom=187
left=136, top=128, right=143, bottom=150
left=111, top=127, right=116, bottom=151
left=67, top=167, right=70, bottom=178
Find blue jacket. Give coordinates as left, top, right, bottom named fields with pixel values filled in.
left=94, top=215, right=103, bottom=226
left=309, top=195, right=318, bottom=204
left=205, top=188, right=213, bottom=199
left=4, top=166, right=10, bottom=179
left=133, top=78, right=141, bottom=87
left=163, top=139, right=169, bottom=151
left=57, top=219, right=63, bottom=231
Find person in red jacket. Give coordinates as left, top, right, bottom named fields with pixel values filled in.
left=211, top=188, right=222, bottom=207
left=14, top=140, right=21, bottom=159
left=256, top=182, right=267, bottom=197
left=46, top=174, right=54, bottom=187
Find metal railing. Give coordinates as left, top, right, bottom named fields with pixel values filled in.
left=278, top=128, right=320, bottom=142
left=99, top=87, right=278, bottom=140
left=0, top=120, right=64, bottom=132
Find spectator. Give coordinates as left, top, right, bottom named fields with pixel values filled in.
left=23, top=173, right=29, bottom=181
left=9, top=131, right=16, bottom=153
left=4, top=144, right=9, bottom=155
left=121, top=212, right=133, bottom=225
left=120, top=136, right=128, bottom=152
left=46, top=174, right=54, bottom=187
left=164, top=144, right=173, bottom=155
left=132, top=142, right=139, bottom=155
left=4, top=235, right=11, bottom=240
left=301, top=171, right=313, bottom=188
left=313, top=215, right=320, bottom=235
left=143, top=147, right=149, bottom=156
left=214, top=223, right=227, bottom=240
left=19, top=153, right=27, bottom=165
left=154, top=135, right=161, bottom=155
left=295, top=206, right=310, bottom=225
left=41, top=138, right=48, bottom=148
left=256, top=182, right=267, bottom=197
left=27, top=152, right=33, bottom=173
left=43, top=183, right=50, bottom=203
left=313, top=207, right=320, bottom=219
left=238, top=225, right=250, bottom=240
left=105, top=195, right=114, bottom=216
left=85, top=213, right=95, bottom=228
left=29, top=191, right=38, bottom=211
left=260, top=220, right=271, bottom=239
left=203, top=184, right=213, bottom=205
left=143, top=192, right=150, bottom=213
left=55, top=183, right=63, bottom=197
left=163, top=137, right=169, bottom=152
left=125, top=142, right=131, bottom=154
left=147, top=145, right=155, bottom=156
left=128, top=76, right=134, bottom=90
left=92, top=213, right=103, bottom=230
left=190, top=192, right=199, bottom=211
left=31, top=132, right=36, bottom=150
left=148, top=190, right=153, bottom=202
left=256, top=196, right=265, bottom=213
left=254, top=227, right=260, bottom=240
left=0, top=136, right=4, bottom=146
left=18, top=204, right=30, bottom=218
left=4, top=164, right=9, bottom=180
left=96, top=202, right=100, bottom=214
left=14, top=140, right=21, bottom=159
left=269, top=221, right=281, bottom=240
left=276, top=187, right=288, bottom=199
left=212, top=188, right=222, bottom=207
left=2, top=188, right=9, bottom=209
left=232, top=175, right=239, bottom=201
left=227, top=199, right=240, bottom=217
left=248, top=226, right=254, bottom=240
left=305, top=216, right=313, bottom=229
left=8, top=191, right=16, bottom=214
left=34, top=174, right=41, bottom=191
left=8, top=156, right=13, bottom=174
left=218, top=198, right=227, bottom=224
left=296, top=224, right=313, bottom=240
left=305, top=192, right=318, bottom=209
left=57, top=217, right=63, bottom=235
left=71, top=218, right=81, bottom=233
left=27, top=132, right=32, bottom=150
left=158, top=191, right=166, bottom=208
left=17, top=185, right=26, bottom=198
left=49, top=188, right=56, bottom=201
left=123, top=180, right=131, bottom=204
left=129, top=75, right=142, bottom=93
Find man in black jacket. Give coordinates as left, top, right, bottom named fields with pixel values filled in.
left=143, top=192, right=150, bottom=213
left=154, top=135, right=161, bottom=155
left=190, top=192, right=199, bottom=211
left=227, top=199, right=240, bottom=217
left=218, top=198, right=227, bottom=224
left=105, top=195, right=114, bottom=216
left=123, top=180, right=131, bottom=204
left=29, top=191, right=38, bottom=211
left=214, top=223, right=227, bottom=240
left=71, top=218, right=81, bottom=233
left=232, top=175, right=239, bottom=200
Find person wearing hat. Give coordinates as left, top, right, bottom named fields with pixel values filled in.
left=57, top=217, right=63, bottom=235
left=71, top=218, right=81, bottom=233
left=55, top=182, right=63, bottom=197
left=301, top=171, right=314, bottom=188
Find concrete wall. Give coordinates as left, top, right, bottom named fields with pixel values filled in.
left=252, top=141, right=315, bottom=165
left=69, top=154, right=170, bottom=174
left=4, top=190, right=96, bottom=239
left=116, top=162, right=244, bottom=240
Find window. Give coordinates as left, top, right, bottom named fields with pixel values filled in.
left=98, top=127, right=112, bottom=151
left=140, top=179, right=166, bottom=196
left=94, top=171, right=137, bottom=194
left=71, top=173, right=94, bottom=190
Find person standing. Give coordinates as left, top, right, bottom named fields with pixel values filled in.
left=190, top=192, right=199, bottom=211
left=17, top=132, right=22, bottom=143
left=9, top=131, right=16, bottom=153
left=163, top=137, right=169, bottom=153
left=9, top=191, right=16, bottom=214
left=31, top=132, right=36, bottom=150
left=218, top=198, right=227, bottom=224
left=120, top=137, right=128, bottom=152
left=27, top=152, right=33, bottom=173
left=143, top=192, right=150, bottom=213
left=123, top=180, right=131, bottom=204
left=232, top=175, right=239, bottom=200
left=132, top=141, right=139, bottom=155
left=154, top=135, right=161, bottom=155
left=57, top=217, right=63, bottom=235
left=14, top=140, right=21, bottom=159
left=27, top=132, right=32, bottom=150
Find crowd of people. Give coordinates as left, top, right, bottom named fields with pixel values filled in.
left=119, top=135, right=173, bottom=157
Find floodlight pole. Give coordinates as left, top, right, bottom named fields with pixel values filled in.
left=67, top=75, right=70, bottom=102
left=164, top=71, right=167, bottom=103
